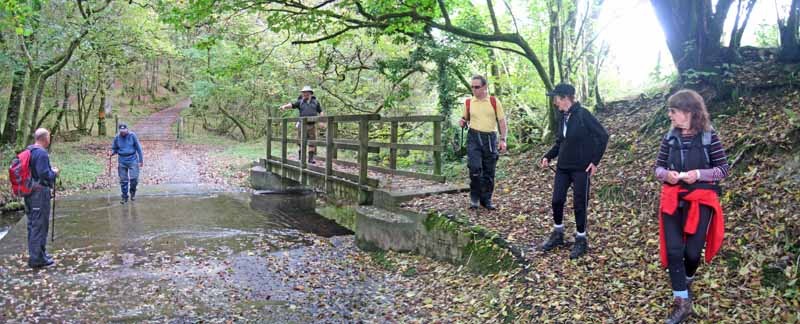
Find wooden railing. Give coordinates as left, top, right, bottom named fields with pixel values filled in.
left=265, top=114, right=445, bottom=190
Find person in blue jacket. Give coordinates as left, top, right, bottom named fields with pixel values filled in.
left=26, top=128, right=59, bottom=268
left=110, top=123, right=144, bottom=204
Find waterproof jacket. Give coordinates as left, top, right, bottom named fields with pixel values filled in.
left=544, top=103, right=609, bottom=170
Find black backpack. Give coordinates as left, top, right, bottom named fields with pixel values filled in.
left=664, top=128, right=713, bottom=169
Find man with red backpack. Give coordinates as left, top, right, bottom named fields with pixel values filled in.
left=21, top=128, right=59, bottom=268
left=459, top=75, right=508, bottom=210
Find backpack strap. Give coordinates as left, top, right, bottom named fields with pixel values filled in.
left=465, top=98, right=471, bottom=121
left=465, top=96, right=500, bottom=125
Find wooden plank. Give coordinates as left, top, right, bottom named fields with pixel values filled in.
left=325, top=118, right=335, bottom=193
left=267, top=158, right=373, bottom=191
left=325, top=158, right=446, bottom=182
left=433, top=121, right=442, bottom=177
left=333, top=139, right=442, bottom=152
left=332, top=121, right=339, bottom=159
left=306, top=163, right=379, bottom=187
left=379, top=115, right=445, bottom=123
left=358, top=119, right=369, bottom=186
left=300, top=121, right=308, bottom=184
left=389, top=121, right=398, bottom=170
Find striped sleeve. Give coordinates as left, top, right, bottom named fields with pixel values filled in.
left=654, top=137, right=670, bottom=181
left=698, top=132, right=730, bottom=182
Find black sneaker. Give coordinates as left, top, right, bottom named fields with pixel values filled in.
left=130, top=193, right=136, bottom=201
left=540, top=230, right=565, bottom=252
left=570, top=236, right=588, bottom=259
left=469, top=199, right=479, bottom=210
left=121, top=198, right=128, bottom=205
left=482, top=202, right=497, bottom=211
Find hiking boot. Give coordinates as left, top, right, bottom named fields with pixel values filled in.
left=308, top=155, right=316, bottom=164
left=469, top=200, right=480, bottom=210
left=540, top=230, right=565, bottom=252
left=570, top=235, right=588, bottom=259
left=121, top=198, right=128, bottom=205
left=483, top=203, right=497, bottom=211
left=130, top=192, right=136, bottom=201
left=666, top=296, right=693, bottom=324
left=29, top=259, right=55, bottom=269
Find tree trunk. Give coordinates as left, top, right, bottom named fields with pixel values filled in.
left=1, top=68, right=25, bottom=145
left=16, top=70, right=41, bottom=149
left=651, top=0, right=736, bottom=97
left=52, top=74, right=69, bottom=140
left=218, top=105, right=248, bottom=141
left=97, top=83, right=107, bottom=136
left=29, top=73, right=48, bottom=137
left=778, top=0, right=800, bottom=62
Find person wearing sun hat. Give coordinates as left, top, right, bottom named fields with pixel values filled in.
left=280, top=85, right=324, bottom=164
left=110, top=123, right=144, bottom=204
left=539, top=83, right=608, bottom=259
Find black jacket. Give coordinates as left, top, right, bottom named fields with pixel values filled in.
left=544, top=103, right=609, bottom=171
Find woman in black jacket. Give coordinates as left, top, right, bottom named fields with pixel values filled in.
left=539, top=83, right=609, bottom=259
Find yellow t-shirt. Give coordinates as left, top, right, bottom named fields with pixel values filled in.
left=464, top=96, right=505, bottom=133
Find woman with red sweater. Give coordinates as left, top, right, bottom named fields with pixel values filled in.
left=654, top=89, right=729, bottom=324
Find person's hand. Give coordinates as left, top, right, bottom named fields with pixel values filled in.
left=585, top=162, right=598, bottom=176
left=666, top=171, right=680, bottom=185
left=684, top=169, right=699, bottom=184
left=498, top=140, right=507, bottom=153
left=540, top=158, right=549, bottom=168
left=459, top=118, right=467, bottom=128
left=52, top=167, right=59, bottom=175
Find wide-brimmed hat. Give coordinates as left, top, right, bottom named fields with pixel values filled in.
left=300, top=85, right=314, bottom=93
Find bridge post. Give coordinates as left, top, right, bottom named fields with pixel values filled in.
left=281, top=119, right=288, bottom=178
left=358, top=118, right=369, bottom=186
left=325, top=117, right=335, bottom=193
left=433, top=120, right=442, bottom=176
left=389, top=121, right=398, bottom=170
left=266, top=118, right=272, bottom=161
left=300, top=117, right=308, bottom=184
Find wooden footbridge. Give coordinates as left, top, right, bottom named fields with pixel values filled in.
left=258, top=114, right=465, bottom=205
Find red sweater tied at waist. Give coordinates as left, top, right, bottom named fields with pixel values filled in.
left=658, top=184, right=725, bottom=268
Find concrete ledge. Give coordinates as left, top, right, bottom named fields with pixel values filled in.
left=355, top=206, right=420, bottom=252
left=373, top=184, right=469, bottom=209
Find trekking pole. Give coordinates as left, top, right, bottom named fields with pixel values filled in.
left=51, top=180, right=57, bottom=242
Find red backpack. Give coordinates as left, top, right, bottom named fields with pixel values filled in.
left=8, top=149, right=34, bottom=197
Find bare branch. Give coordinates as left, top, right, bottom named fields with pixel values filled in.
left=486, top=0, right=501, bottom=34
left=437, top=0, right=451, bottom=25
left=291, top=26, right=362, bottom=44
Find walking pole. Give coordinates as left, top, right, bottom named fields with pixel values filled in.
left=51, top=181, right=56, bottom=242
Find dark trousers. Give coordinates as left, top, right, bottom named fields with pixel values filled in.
left=466, top=129, right=499, bottom=205
left=662, top=204, right=712, bottom=291
left=119, top=160, right=140, bottom=199
left=551, top=168, right=590, bottom=233
left=24, top=188, right=51, bottom=266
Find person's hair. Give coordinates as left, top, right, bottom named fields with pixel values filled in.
left=557, top=94, right=576, bottom=103
left=471, top=74, right=488, bottom=86
left=33, top=128, right=50, bottom=142
left=667, top=89, right=711, bottom=133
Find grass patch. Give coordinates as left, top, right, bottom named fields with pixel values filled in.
left=49, top=143, right=104, bottom=190
left=370, top=251, right=397, bottom=271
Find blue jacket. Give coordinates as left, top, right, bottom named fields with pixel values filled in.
left=111, top=132, right=144, bottom=164
left=27, top=145, right=57, bottom=188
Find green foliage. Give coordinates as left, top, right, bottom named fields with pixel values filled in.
left=49, top=144, right=103, bottom=191
left=754, top=22, right=780, bottom=48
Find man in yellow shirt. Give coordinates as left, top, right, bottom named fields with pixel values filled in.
left=459, top=75, right=508, bottom=210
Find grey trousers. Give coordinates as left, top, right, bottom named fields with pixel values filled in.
left=24, top=188, right=51, bottom=266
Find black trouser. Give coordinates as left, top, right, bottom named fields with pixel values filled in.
left=551, top=168, right=590, bottom=233
left=24, top=188, right=51, bottom=266
left=466, top=129, right=499, bottom=205
left=662, top=204, right=712, bottom=291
